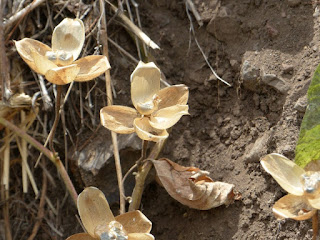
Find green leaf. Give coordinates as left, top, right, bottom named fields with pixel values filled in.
left=295, top=64, right=320, bottom=168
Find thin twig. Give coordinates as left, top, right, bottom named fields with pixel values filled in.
left=185, top=0, right=203, bottom=26
left=185, top=2, right=231, bottom=87
left=21, top=110, right=28, bottom=193
left=100, top=0, right=126, bottom=214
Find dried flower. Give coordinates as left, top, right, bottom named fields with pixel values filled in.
left=15, top=18, right=110, bottom=85
left=100, top=61, right=189, bottom=142
left=66, top=187, right=154, bottom=240
left=261, top=153, right=320, bottom=220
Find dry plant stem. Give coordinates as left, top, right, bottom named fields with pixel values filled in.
left=185, top=2, right=231, bottom=87
left=129, top=140, right=165, bottom=211
left=185, top=0, right=203, bottom=26
left=1, top=185, right=12, bottom=240
left=21, top=110, right=28, bottom=193
left=100, top=0, right=125, bottom=214
left=0, top=116, right=78, bottom=205
left=312, top=211, right=318, bottom=240
left=106, top=0, right=160, bottom=49
left=49, top=85, right=62, bottom=154
left=2, top=128, right=10, bottom=192
left=0, top=6, right=11, bottom=101
left=4, top=0, right=45, bottom=33
left=27, top=169, right=47, bottom=240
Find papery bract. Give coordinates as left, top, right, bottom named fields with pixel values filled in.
left=66, top=187, right=154, bottom=240
left=100, top=61, right=189, bottom=142
left=15, top=18, right=110, bottom=85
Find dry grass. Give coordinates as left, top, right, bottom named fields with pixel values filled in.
left=0, top=0, right=159, bottom=239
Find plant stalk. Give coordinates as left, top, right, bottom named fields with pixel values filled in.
left=100, top=0, right=125, bottom=214
left=129, top=140, right=165, bottom=211
left=49, top=85, right=62, bottom=154
left=312, top=211, right=318, bottom=240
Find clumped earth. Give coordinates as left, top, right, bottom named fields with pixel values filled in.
left=3, top=0, right=320, bottom=239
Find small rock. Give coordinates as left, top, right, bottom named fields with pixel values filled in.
left=244, top=131, right=271, bottom=163
left=281, top=63, right=294, bottom=74
left=287, top=0, right=301, bottom=7
left=206, top=6, right=241, bottom=42
left=261, top=72, right=290, bottom=94
left=294, top=95, right=308, bottom=113
left=230, top=59, right=240, bottom=71
left=240, top=60, right=260, bottom=91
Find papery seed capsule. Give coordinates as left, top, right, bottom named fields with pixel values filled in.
left=57, top=51, right=73, bottom=65
left=301, top=171, right=320, bottom=194
left=45, top=51, right=57, bottom=62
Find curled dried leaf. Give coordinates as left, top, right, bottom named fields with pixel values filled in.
left=152, top=158, right=238, bottom=210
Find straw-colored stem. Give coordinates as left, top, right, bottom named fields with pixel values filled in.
left=312, top=211, right=318, bottom=240
left=0, top=116, right=78, bottom=205
left=2, top=128, right=10, bottom=192
left=21, top=110, right=28, bottom=193
left=106, top=0, right=160, bottom=49
left=100, top=0, right=125, bottom=214
left=129, top=140, right=165, bottom=211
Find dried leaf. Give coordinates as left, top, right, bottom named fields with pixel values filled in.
left=152, top=158, right=237, bottom=210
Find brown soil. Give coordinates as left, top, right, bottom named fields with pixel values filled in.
left=3, top=0, right=320, bottom=239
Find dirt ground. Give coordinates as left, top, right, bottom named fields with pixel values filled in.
left=3, top=0, right=320, bottom=239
